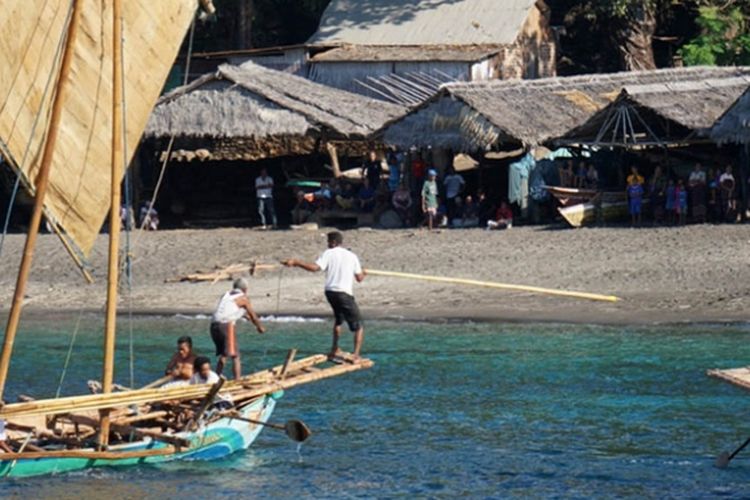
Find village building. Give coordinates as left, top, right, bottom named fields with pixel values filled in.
left=711, top=87, right=750, bottom=217
left=188, top=0, right=557, bottom=104
left=376, top=66, right=750, bottom=224
left=142, top=63, right=403, bottom=228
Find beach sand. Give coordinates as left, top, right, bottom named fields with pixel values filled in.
left=1, top=224, right=749, bottom=325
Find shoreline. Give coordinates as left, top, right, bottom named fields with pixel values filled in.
left=1, top=225, right=749, bottom=329
left=8, top=305, right=749, bottom=328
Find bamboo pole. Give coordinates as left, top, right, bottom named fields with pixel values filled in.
left=0, top=355, right=371, bottom=419
left=326, top=142, right=342, bottom=178
left=365, top=270, right=621, bottom=303
left=2, top=355, right=328, bottom=418
left=100, top=0, right=124, bottom=449
left=0, top=0, right=82, bottom=403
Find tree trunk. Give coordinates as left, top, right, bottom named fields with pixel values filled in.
left=237, top=0, right=255, bottom=49
left=614, top=3, right=657, bottom=71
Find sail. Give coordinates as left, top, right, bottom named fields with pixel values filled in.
left=0, top=0, right=200, bottom=257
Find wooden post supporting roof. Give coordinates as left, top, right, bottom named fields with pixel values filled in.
left=0, top=0, right=82, bottom=403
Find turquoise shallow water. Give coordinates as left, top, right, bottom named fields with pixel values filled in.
left=0, top=315, right=749, bottom=498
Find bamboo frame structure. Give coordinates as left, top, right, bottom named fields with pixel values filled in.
left=0, top=0, right=82, bottom=402
left=0, top=355, right=372, bottom=419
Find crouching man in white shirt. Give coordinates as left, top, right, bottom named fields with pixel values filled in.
left=282, top=231, right=366, bottom=361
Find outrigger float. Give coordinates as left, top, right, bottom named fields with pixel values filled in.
left=707, top=367, right=750, bottom=467
left=0, top=0, right=372, bottom=478
left=707, top=367, right=750, bottom=392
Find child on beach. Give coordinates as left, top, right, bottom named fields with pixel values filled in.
left=575, top=162, right=587, bottom=188
left=675, top=179, right=688, bottom=225
left=664, top=179, right=675, bottom=225
left=627, top=176, right=644, bottom=227
left=421, top=169, right=440, bottom=230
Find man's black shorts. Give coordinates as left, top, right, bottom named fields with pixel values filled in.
left=325, top=291, right=362, bottom=332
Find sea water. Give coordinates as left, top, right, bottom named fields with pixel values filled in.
left=0, top=315, right=749, bottom=498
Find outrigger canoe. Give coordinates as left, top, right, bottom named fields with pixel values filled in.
left=0, top=353, right=373, bottom=478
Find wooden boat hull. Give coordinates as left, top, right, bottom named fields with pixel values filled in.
left=545, top=186, right=600, bottom=207
left=558, top=201, right=628, bottom=228
left=0, top=393, right=279, bottom=478
left=546, top=186, right=627, bottom=208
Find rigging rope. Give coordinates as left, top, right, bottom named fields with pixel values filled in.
left=55, top=309, right=85, bottom=398
left=119, top=12, right=136, bottom=390
left=133, top=15, right=196, bottom=246
left=0, top=0, right=76, bottom=259
left=276, top=267, right=284, bottom=316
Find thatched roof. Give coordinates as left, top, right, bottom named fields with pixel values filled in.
left=146, top=62, right=405, bottom=141
left=308, top=0, right=537, bottom=47
left=711, top=87, right=750, bottom=145
left=559, top=76, right=750, bottom=146
left=310, top=44, right=505, bottom=63
left=378, top=66, right=750, bottom=151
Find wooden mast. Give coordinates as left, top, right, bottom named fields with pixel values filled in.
left=0, top=0, right=82, bottom=403
left=99, top=0, right=124, bottom=449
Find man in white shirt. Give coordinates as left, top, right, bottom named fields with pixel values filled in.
left=210, top=278, right=265, bottom=379
left=443, top=167, right=465, bottom=224
left=282, top=231, right=366, bottom=360
left=255, top=168, right=277, bottom=229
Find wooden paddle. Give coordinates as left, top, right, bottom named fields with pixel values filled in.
left=224, top=412, right=312, bottom=442
left=716, top=437, right=750, bottom=468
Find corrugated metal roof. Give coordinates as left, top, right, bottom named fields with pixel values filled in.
left=308, top=0, right=537, bottom=46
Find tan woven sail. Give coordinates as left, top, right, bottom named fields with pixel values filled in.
left=0, top=0, right=199, bottom=256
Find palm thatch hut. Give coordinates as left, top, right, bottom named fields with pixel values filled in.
left=711, top=87, right=750, bottom=145
left=377, top=66, right=750, bottom=152
left=146, top=62, right=405, bottom=162
left=558, top=76, right=750, bottom=147
left=140, top=63, right=404, bottom=228
left=710, top=87, right=750, bottom=218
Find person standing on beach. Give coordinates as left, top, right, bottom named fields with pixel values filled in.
left=362, top=150, right=382, bottom=189
left=443, top=166, right=465, bottom=225
left=255, top=168, right=277, bottom=229
left=210, top=278, right=266, bottom=379
left=627, top=174, right=644, bottom=227
left=282, top=231, right=366, bottom=360
left=422, top=169, right=439, bottom=230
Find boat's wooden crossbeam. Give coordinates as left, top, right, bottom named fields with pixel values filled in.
left=0, top=354, right=373, bottom=419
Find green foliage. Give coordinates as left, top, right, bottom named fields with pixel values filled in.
left=679, top=5, right=750, bottom=66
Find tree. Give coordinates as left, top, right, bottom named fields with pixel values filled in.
left=679, top=5, right=750, bottom=66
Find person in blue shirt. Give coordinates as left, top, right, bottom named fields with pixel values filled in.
left=356, top=178, right=376, bottom=213
left=627, top=176, right=644, bottom=227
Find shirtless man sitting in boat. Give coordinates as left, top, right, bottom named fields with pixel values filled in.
left=164, top=336, right=197, bottom=383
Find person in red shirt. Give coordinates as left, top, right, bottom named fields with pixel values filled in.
left=411, top=154, right=426, bottom=190
left=487, top=201, right=513, bottom=230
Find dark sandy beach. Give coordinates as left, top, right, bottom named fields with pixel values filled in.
left=1, top=224, right=748, bottom=325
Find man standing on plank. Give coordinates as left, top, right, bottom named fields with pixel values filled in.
left=282, top=231, right=366, bottom=361
left=210, top=278, right=266, bottom=379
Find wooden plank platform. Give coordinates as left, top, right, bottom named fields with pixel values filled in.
left=707, top=367, right=750, bottom=391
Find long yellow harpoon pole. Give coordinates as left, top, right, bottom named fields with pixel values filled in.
left=365, top=269, right=620, bottom=303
